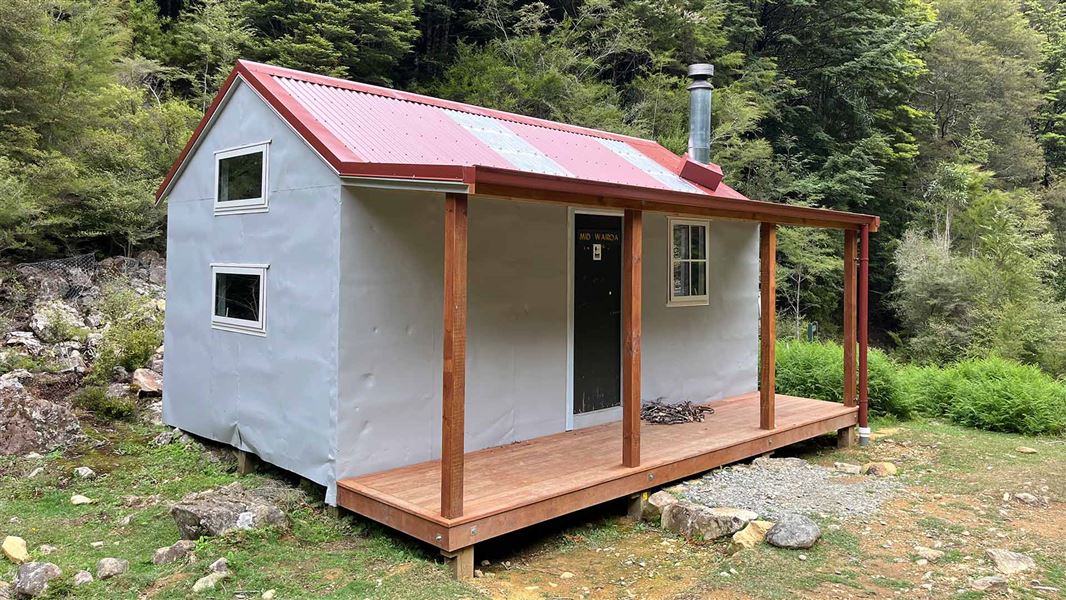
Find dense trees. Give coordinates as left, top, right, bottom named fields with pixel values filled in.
left=1, top=0, right=1065, bottom=373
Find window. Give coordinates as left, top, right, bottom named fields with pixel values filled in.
left=211, top=264, right=267, bottom=335
left=669, top=218, right=709, bottom=306
left=214, top=142, right=269, bottom=214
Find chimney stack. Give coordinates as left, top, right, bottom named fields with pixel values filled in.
left=687, top=63, right=714, bottom=165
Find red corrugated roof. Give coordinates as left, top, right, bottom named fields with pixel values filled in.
left=156, top=60, right=879, bottom=231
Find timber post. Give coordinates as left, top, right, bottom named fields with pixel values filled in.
left=759, top=222, right=777, bottom=430
left=622, top=209, right=643, bottom=468
left=839, top=228, right=859, bottom=447
left=441, top=192, right=468, bottom=518
left=858, top=224, right=870, bottom=446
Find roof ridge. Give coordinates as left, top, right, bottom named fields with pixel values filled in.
left=239, top=60, right=659, bottom=146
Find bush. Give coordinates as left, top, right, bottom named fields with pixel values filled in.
left=774, top=340, right=914, bottom=418
left=87, top=278, right=162, bottom=383
left=899, top=357, right=1066, bottom=436
left=72, top=386, right=135, bottom=420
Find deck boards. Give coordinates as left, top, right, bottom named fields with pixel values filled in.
left=337, top=393, right=856, bottom=551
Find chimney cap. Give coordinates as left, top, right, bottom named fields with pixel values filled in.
left=687, top=63, right=714, bottom=78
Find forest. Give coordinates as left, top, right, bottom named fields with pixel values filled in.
left=1, top=0, right=1066, bottom=376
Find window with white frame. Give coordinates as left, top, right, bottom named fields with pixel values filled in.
left=669, top=218, right=709, bottom=306
left=214, top=142, right=269, bottom=214
left=211, top=264, right=267, bottom=335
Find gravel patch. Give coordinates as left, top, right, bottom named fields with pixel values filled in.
left=680, top=457, right=899, bottom=521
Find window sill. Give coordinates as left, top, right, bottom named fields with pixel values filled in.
left=211, top=321, right=267, bottom=337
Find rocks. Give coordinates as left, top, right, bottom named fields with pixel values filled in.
left=730, top=520, right=774, bottom=552
left=149, top=264, right=167, bottom=285
left=170, top=483, right=289, bottom=539
left=73, top=570, right=93, bottom=586
left=70, top=494, right=94, bottom=505
left=262, top=590, right=276, bottom=599
left=833, top=462, right=861, bottom=475
left=73, top=466, right=96, bottom=479
left=1013, top=492, right=1048, bottom=507
left=971, top=575, right=1008, bottom=591
left=192, top=571, right=228, bottom=592
left=209, top=557, right=229, bottom=573
left=681, top=456, right=898, bottom=521
left=765, top=514, right=821, bottom=549
left=986, top=548, right=1036, bottom=575
left=914, top=546, right=944, bottom=562
left=661, top=502, right=758, bottom=541
left=3, top=333, right=42, bottom=356
left=2, top=536, right=29, bottom=564
left=151, top=428, right=189, bottom=446
left=153, top=540, right=197, bottom=565
left=36, top=545, right=56, bottom=556
left=95, top=557, right=129, bottom=579
left=642, top=491, right=678, bottom=522
left=1015, top=446, right=1038, bottom=454
left=29, top=300, right=85, bottom=343
left=0, top=379, right=82, bottom=456
left=105, top=383, right=131, bottom=399
left=861, top=462, right=897, bottom=477
left=13, top=562, right=61, bottom=598
left=131, top=368, right=162, bottom=396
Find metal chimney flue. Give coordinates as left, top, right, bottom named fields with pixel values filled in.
left=687, top=63, right=714, bottom=165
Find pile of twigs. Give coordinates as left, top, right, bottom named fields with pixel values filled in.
left=640, top=399, right=715, bottom=424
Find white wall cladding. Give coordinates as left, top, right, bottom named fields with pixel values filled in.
left=163, top=81, right=342, bottom=500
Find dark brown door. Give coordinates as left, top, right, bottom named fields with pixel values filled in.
left=573, top=213, right=622, bottom=414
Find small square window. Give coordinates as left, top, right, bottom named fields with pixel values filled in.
left=668, top=218, right=709, bottom=306
left=214, top=142, right=269, bottom=214
left=211, top=264, right=267, bottom=335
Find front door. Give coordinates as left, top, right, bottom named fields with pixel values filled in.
left=572, top=213, right=622, bottom=415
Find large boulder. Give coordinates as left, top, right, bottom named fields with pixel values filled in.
left=986, top=548, right=1036, bottom=575
left=13, top=562, right=62, bottom=598
left=29, top=300, right=85, bottom=343
left=765, top=513, right=821, bottom=549
left=0, top=379, right=82, bottom=455
left=170, top=483, right=289, bottom=539
left=642, top=490, right=678, bottom=522
left=131, top=368, right=162, bottom=396
left=661, top=502, right=758, bottom=541
left=95, top=557, right=129, bottom=579
left=3, top=333, right=43, bottom=356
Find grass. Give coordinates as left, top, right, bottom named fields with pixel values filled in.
left=0, top=420, right=479, bottom=599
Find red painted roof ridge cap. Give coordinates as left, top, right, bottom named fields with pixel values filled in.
left=237, top=59, right=661, bottom=147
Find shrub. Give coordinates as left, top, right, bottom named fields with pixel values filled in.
left=87, top=278, right=162, bottom=383
left=774, top=340, right=914, bottom=418
left=72, top=386, right=135, bottom=420
left=898, top=357, right=1066, bottom=436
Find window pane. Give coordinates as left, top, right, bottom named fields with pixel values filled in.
left=690, top=225, right=706, bottom=260
left=672, top=224, right=690, bottom=260
left=215, top=273, right=260, bottom=321
left=672, top=261, right=689, bottom=298
left=690, top=260, right=707, bottom=296
left=218, top=152, right=263, bottom=202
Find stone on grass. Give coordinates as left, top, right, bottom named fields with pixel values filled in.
left=73, top=466, right=96, bottom=479
left=153, top=540, right=197, bottom=565
left=70, top=494, right=93, bottom=505
left=642, top=491, right=678, bottom=522
left=96, top=557, right=129, bottom=579
left=730, top=520, right=774, bottom=552
left=765, top=514, right=821, bottom=549
left=1013, top=492, right=1046, bottom=507
left=1015, top=446, right=1038, bottom=455
left=862, top=462, right=897, bottom=477
left=971, top=575, right=1008, bottom=591
left=914, top=546, right=945, bottom=562
left=986, top=548, right=1036, bottom=575
left=14, top=562, right=61, bottom=598
left=661, top=502, right=757, bottom=541
left=833, top=462, right=862, bottom=475
left=36, top=545, right=56, bottom=556
left=2, top=536, right=29, bottom=564
left=73, top=570, right=93, bottom=586
left=192, top=571, right=228, bottom=593
left=131, top=368, right=162, bottom=396
left=261, top=590, right=276, bottom=600
left=0, top=379, right=82, bottom=456
left=29, top=300, right=85, bottom=343
left=105, top=383, right=130, bottom=399
left=209, top=557, right=228, bottom=573
left=170, top=482, right=289, bottom=539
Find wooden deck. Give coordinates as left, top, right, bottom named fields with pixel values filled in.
left=337, top=393, right=856, bottom=552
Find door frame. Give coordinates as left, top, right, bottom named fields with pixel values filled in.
left=566, top=207, right=626, bottom=431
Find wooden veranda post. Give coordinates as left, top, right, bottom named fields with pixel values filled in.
left=441, top=193, right=468, bottom=519
left=839, top=229, right=859, bottom=447
left=622, top=209, right=642, bottom=468
left=759, top=222, right=777, bottom=430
